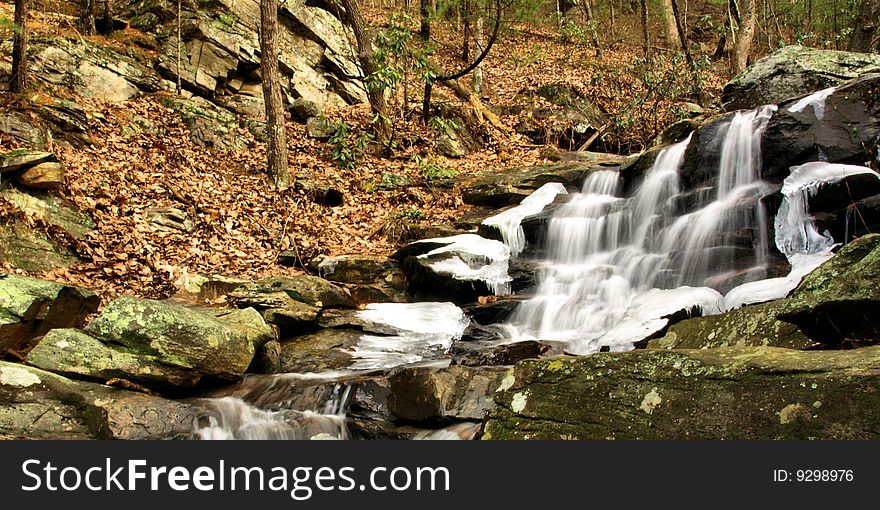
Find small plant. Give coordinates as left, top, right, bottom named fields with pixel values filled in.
left=327, top=119, right=373, bottom=170
left=412, top=154, right=457, bottom=181
left=428, top=116, right=460, bottom=133
left=393, top=207, right=423, bottom=222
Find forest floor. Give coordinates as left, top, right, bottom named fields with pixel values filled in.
left=0, top=3, right=729, bottom=301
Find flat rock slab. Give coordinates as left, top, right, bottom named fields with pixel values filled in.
left=0, top=362, right=203, bottom=439
left=484, top=346, right=880, bottom=440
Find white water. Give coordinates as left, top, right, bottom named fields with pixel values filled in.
left=482, top=182, right=569, bottom=256
left=349, top=302, right=469, bottom=370
left=197, top=385, right=352, bottom=440
left=502, top=106, right=787, bottom=352
left=721, top=162, right=880, bottom=310
left=416, top=234, right=512, bottom=294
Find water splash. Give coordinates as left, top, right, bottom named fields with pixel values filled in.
left=482, top=182, right=568, bottom=256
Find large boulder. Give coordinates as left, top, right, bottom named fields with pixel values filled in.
left=762, top=75, right=880, bottom=180
left=461, top=157, right=623, bottom=208
left=0, top=362, right=203, bottom=439
left=722, top=45, right=880, bottom=111
left=776, top=233, right=880, bottom=345
left=76, top=297, right=271, bottom=386
left=484, top=346, right=880, bottom=439
left=0, top=274, right=100, bottom=357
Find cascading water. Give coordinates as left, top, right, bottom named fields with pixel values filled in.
left=501, top=106, right=781, bottom=353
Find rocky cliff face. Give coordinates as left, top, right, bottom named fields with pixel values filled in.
left=126, top=0, right=367, bottom=111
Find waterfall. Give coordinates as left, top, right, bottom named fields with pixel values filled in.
left=196, top=383, right=353, bottom=440
left=502, top=106, right=780, bottom=352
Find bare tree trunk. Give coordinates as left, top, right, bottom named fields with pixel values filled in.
left=176, top=0, right=182, bottom=94
left=337, top=0, right=392, bottom=141
left=640, top=0, right=649, bottom=58
left=472, top=13, right=483, bottom=93
left=80, top=0, right=95, bottom=35
left=420, top=0, right=431, bottom=41
left=671, top=0, right=703, bottom=101
left=660, top=0, right=680, bottom=49
left=260, top=0, right=290, bottom=190
left=731, top=0, right=756, bottom=74
left=11, top=0, right=28, bottom=94
left=101, top=0, right=114, bottom=35
left=462, top=0, right=470, bottom=62
left=850, top=0, right=880, bottom=52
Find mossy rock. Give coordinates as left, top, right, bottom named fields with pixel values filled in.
left=84, top=297, right=263, bottom=382
left=483, top=346, right=880, bottom=440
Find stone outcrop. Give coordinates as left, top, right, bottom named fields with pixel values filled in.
left=484, top=346, right=880, bottom=439
left=0, top=274, right=100, bottom=357
left=722, top=45, right=880, bottom=111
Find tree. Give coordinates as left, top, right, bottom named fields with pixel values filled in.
left=731, top=0, right=756, bottom=74
left=850, top=0, right=880, bottom=52
left=639, top=0, right=649, bottom=58
left=100, top=0, right=114, bottom=35
left=259, top=0, right=291, bottom=190
left=80, top=0, right=95, bottom=35
left=335, top=0, right=392, bottom=142
left=659, top=0, right=680, bottom=50
left=11, top=0, right=28, bottom=93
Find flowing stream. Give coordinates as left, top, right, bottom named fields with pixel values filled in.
left=196, top=96, right=879, bottom=439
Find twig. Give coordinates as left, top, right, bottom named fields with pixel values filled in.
left=576, top=121, right=611, bottom=151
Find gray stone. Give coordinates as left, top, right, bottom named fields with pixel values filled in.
left=484, top=346, right=880, bottom=439
left=0, top=273, right=100, bottom=356
left=723, top=45, right=880, bottom=111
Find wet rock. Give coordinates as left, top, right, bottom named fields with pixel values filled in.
left=250, top=340, right=282, bottom=374
left=278, top=329, right=360, bottom=373
left=815, top=194, right=880, bottom=245
left=461, top=158, right=622, bottom=208
left=396, top=234, right=510, bottom=304
left=308, top=254, right=402, bottom=284
left=762, top=75, right=880, bottom=182
left=0, top=361, right=203, bottom=439
left=384, top=365, right=510, bottom=423
left=451, top=340, right=551, bottom=367
left=484, top=346, right=880, bottom=439
left=722, top=45, right=880, bottom=111
left=0, top=273, right=100, bottom=357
